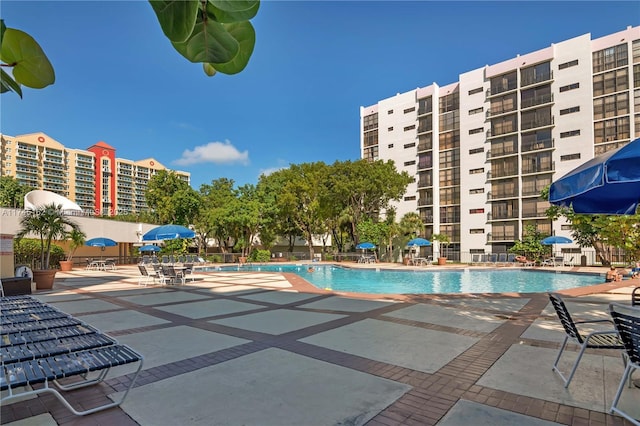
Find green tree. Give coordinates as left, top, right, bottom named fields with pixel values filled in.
left=508, top=224, right=547, bottom=261
left=146, top=170, right=202, bottom=225
left=15, top=203, right=82, bottom=270
left=328, top=159, right=412, bottom=245
left=64, top=228, right=87, bottom=262
left=0, top=176, right=31, bottom=208
left=2, top=1, right=259, bottom=97
left=198, top=178, right=238, bottom=253
left=271, top=162, right=329, bottom=259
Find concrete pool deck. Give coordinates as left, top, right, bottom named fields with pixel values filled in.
left=1, top=263, right=639, bottom=426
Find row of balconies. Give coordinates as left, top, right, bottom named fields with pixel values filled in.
left=487, top=163, right=554, bottom=180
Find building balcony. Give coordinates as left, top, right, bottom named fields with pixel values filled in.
left=487, top=191, right=519, bottom=200
left=487, top=232, right=517, bottom=243
left=521, top=116, right=554, bottom=131
left=486, top=107, right=517, bottom=119
left=520, top=71, right=553, bottom=88
left=521, top=162, right=554, bottom=175
left=522, top=209, right=548, bottom=218
left=521, top=138, right=554, bottom=153
left=417, top=198, right=433, bottom=207
left=520, top=93, right=554, bottom=110
left=487, top=212, right=519, bottom=221
left=486, top=149, right=518, bottom=160
left=486, top=84, right=517, bottom=98
left=487, top=170, right=518, bottom=181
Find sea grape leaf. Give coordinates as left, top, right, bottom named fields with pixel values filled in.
left=1, top=28, right=54, bottom=89
left=207, top=0, right=260, bottom=23
left=209, top=21, right=255, bottom=75
left=149, top=0, right=199, bottom=43
left=171, top=19, right=238, bottom=64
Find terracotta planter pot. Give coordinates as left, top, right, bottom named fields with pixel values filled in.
left=59, top=260, right=73, bottom=271
left=437, top=257, right=447, bottom=266
left=32, top=269, right=57, bottom=290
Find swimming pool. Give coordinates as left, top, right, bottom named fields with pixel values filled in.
left=199, top=264, right=604, bottom=294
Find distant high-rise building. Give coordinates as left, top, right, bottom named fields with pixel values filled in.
left=0, top=132, right=190, bottom=216
left=361, top=26, right=640, bottom=261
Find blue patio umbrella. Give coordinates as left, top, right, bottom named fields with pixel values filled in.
left=541, top=236, right=572, bottom=245
left=541, top=235, right=572, bottom=257
left=549, top=138, right=640, bottom=215
left=85, top=237, right=117, bottom=247
left=356, top=242, right=376, bottom=250
left=407, top=238, right=431, bottom=247
left=142, top=224, right=195, bottom=241
left=139, top=245, right=161, bottom=252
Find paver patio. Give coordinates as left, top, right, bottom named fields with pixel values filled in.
left=1, top=263, right=638, bottom=425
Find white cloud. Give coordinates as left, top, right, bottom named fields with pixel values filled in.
left=259, top=166, right=286, bottom=177
left=174, top=140, right=249, bottom=166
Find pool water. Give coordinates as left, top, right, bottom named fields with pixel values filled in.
left=200, top=264, right=604, bottom=294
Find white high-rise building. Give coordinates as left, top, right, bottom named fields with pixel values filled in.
left=361, top=26, right=640, bottom=261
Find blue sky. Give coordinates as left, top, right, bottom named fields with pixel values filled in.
left=2, top=1, right=639, bottom=189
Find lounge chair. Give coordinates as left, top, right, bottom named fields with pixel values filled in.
left=471, top=254, right=481, bottom=264
left=496, top=253, right=508, bottom=266
left=563, top=256, right=575, bottom=267
left=137, top=265, right=158, bottom=286
left=547, top=293, right=624, bottom=387
left=608, top=303, right=640, bottom=425
left=632, top=287, right=640, bottom=307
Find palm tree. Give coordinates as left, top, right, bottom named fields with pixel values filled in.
left=15, top=203, right=82, bottom=270
left=65, top=228, right=87, bottom=262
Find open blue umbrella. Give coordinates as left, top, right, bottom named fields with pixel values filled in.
left=407, top=238, right=431, bottom=247
left=85, top=237, right=117, bottom=247
left=142, top=224, right=195, bottom=241
left=541, top=235, right=572, bottom=258
left=541, top=236, right=572, bottom=245
left=549, top=138, right=640, bottom=215
left=356, top=242, right=376, bottom=250
left=139, top=245, right=161, bottom=252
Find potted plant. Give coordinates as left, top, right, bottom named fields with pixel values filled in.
left=15, top=203, right=82, bottom=289
left=431, top=234, right=450, bottom=266
left=59, top=228, right=86, bottom=271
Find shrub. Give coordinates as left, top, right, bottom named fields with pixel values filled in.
left=211, top=254, right=223, bottom=263
left=249, top=249, right=271, bottom=263
left=14, top=238, right=65, bottom=269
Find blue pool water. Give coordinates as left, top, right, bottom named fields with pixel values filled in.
left=199, top=264, right=604, bottom=294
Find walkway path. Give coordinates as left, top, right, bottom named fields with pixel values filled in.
left=2, top=265, right=638, bottom=425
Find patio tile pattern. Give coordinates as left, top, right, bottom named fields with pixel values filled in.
left=1, top=264, right=638, bottom=426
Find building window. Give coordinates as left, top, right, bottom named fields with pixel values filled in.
left=559, top=83, right=580, bottom=92
left=404, top=124, right=416, bottom=131
left=561, top=224, right=572, bottom=230
left=404, top=160, right=416, bottom=166
left=469, top=208, right=485, bottom=214
left=468, top=87, right=483, bottom=95
left=469, top=188, right=484, bottom=194
left=469, top=147, right=484, bottom=155
left=469, top=107, right=483, bottom=115
left=388, top=126, right=393, bottom=131
left=558, top=59, right=578, bottom=70
left=387, top=144, right=394, bottom=148
left=404, top=195, right=416, bottom=201
left=560, top=130, right=581, bottom=138
left=387, top=109, right=393, bottom=114
left=469, top=127, right=484, bottom=135
left=404, top=142, right=416, bottom=149
left=404, top=107, right=415, bottom=114
left=561, top=153, right=581, bottom=161
left=559, top=106, right=580, bottom=115
left=470, top=228, right=485, bottom=234
left=469, top=168, right=484, bottom=174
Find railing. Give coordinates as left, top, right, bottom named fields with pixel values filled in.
left=520, top=93, right=553, bottom=109
left=521, top=138, right=554, bottom=153
left=520, top=70, right=553, bottom=87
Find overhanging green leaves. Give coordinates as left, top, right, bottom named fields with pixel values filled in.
left=207, top=0, right=260, bottom=23
left=171, top=18, right=239, bottom=64
left=1, top=27, right=55, bottom=89
left=208, top=21, right=255, bottom=74
left=149, top=0, right=199, bottom=43
left=0, top=68, right=22, bottom=97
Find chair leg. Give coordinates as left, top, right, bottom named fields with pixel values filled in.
left=552, top=335, right=589, bottom=388
left=610, top=363, right=640, bottom=426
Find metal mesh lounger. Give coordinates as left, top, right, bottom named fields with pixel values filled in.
left=2, top=323, right=100, bottom=347
left=0, top=344, right=144, bottom=416
left=1, top=333, right=117, bottom=363
left=1, top=316, right=82, bottom=334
